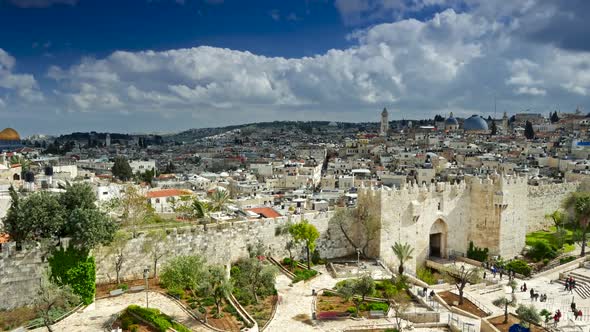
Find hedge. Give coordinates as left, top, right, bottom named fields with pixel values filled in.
left=126, top=305, right=191, bottom=332
left=48, top=247, right=95, bottom=304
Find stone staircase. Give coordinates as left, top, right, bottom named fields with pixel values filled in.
left=556, top=272, right=590, bottom=299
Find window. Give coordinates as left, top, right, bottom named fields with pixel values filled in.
left=103, top=192, right=108, bottom=195
left=155, top=198, right=160, bottom=203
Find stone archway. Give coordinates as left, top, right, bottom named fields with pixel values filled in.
left=429, top=219, right=448, bottom=258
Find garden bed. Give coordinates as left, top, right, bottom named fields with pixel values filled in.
left=96, top=278, right=164, bottom=298
left=488, top=314, right=545, bottom=332
left=438, top=291, right=487, bottom=317
left=316, top=290, right=389, bottom=319
left=173, top=292, right=244, bottom=332
left=280, top=258, right=318, bottom=282
left=0, top=307, right=37, bottom=331
left=241, top=294, right=277, bottom=327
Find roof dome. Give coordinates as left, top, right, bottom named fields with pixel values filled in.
left=463, top=115, right=489, bottom=131
left=0, top=128, right=20, bottom=141
left=445, top=112, right=459, bottom=125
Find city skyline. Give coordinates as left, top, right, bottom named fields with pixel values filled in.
left=1, top=0, right=590, bottom=136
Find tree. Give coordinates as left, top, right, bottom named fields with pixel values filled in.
left=336, top=275, right=375, bottom=316
left=163, top=161, right=176, bottom=174
left=524, top=121, right=535, bottom=139
left=231, top=258, right=277, bottom=304
left=35, top=273, right=80, bottom=332
left=289, top=220, right=320, bottom=269
left=563, top=192, right=590, bottom=257
left=331, top=196, right=381, bottom=258
left=515, top=304, right=541, bottom=328
left=111, top=156, right=133, bottom=181
left=493, top=296, right=516, bottom=324
left=160, top=255, right=207, bottom=299
left=106, top=232, right=129, bottom=285
left=389, top=293, right=411, bottom=331
left=142, top=230, right=169, bottom=279
left=208, top=189, right=231, bottom=213
left=391, top=242, right=414, bottom=275
left=490, top=121, right=498, bottom=135
left=119, top=185, right=155, bottom=236
left=444, top=266, right=481, bottom=305
left=546, top=210, right=566, bottom=230
left=136, top=168, right=155, bottom=185
left=60, top=182, right=97, bottom=212
left=65, top=208, right=118, bottom=249
left=203, top=265, right=232, bottom=318
left=6, top=191, right=64, bottom=243
left=175, top=197, right=209, bottom=221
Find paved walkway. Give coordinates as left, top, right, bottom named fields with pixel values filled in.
left=32, top=292, right=209, bottom=332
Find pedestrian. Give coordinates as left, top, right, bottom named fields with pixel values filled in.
left=423, top=287, right=428, bottom=297
left=557, top=309, right=562, bottom=319
left=565, top=279, right=569, bottom=291
left=573, top=278, right=576, bottom=289
left=483, top=271, right=487, bottom=280
left=500, top=270, right=503, bottom=280
left=430, top=290, right=435, bottom=299
left=530, top=288, right=534, bottom=299
left=523, top=282, right=527, bottom=292
left=571, top=302, right=577, bottom=312
left=492, top=267, right=497, bottom=278
left=554, top=314, right=559, bottom=326
left=578, top=310, right=583, bottom=320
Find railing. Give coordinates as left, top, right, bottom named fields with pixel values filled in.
left=449, top=289, right=493, bottom=315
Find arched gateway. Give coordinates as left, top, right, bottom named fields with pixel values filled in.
left=429, top=219, right=448, bottom=258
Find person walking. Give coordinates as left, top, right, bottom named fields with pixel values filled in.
left=530, top=288, right=534, bottom=300
left=500, top=270, right=503, bottom=280
left=578, top=310, right=582, bottom=321
left=523, top=282, right=527, bottom=292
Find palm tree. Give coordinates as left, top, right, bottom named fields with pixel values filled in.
left=209, top=189, right=231, bottom=212
left=190, top=199, right=209, bottom=219
left=563, top=192, right=590, bottom=257
left=392, top=242, right=414, bottom=275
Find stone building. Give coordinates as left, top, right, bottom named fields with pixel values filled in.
left=380, top=108, right=389, bottom=136
left=360, top=174, right=578, bottom=274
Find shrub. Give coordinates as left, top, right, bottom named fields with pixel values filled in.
left=346, top=306, right=357, bottom=314
left=119, top=283, right=129, bottom=291
left=200, top=297, right=215, bottom=307
left=527, top=241, right=557, bottom=262
left=466, top=241, right=489, bottom=262
left=417, top=267, right=437, bottom=285
left=559, top=256, right=576, bottom=264
left=48, top=247, right=95, bottom=305
left=542, top=258, right=549, bottom=266
left=126, top=305, right=191, bottom=332
left=506, top=259, right=532, bottom=277
left=121, top=316, right=134, bottom=329
left=282, top=257, right=292, bottom=265
left=359, top=302, right=389, bottom=312
left=129, top=324, right=139, bottom=332
left=167, top=288, right=184, bottom=299
left=293, top=269, right=318, bottom=283
left=311, top=249, right=322, bottom=265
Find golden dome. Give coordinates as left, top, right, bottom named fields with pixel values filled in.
left=0, top=128, right=20, bottom=141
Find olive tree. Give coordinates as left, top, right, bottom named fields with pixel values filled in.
left=444, top=266, right=481, bottom=305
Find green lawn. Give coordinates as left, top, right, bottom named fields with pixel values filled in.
left=525, top=226, right=574, bottom=248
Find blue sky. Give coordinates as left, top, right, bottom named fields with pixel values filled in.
left=1, top=0, right=590, bottom=135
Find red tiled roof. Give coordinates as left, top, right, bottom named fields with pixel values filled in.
left=146, top=189, right=191, bottom=198
left=246, top=207, right=281, bottom=219
left=0, top=234, right=9, bottom=244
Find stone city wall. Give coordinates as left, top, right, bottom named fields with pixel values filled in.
left=0, top=242, right=49, bottom=310
left=526, top=182, right=579, bottom=232
left=93, top=211, right=355, bottom=284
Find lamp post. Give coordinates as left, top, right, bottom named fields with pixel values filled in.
left=143, top=267, right=150, bottom=308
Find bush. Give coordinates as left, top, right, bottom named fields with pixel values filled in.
left=119, top=283, right=129, bottom=291
left=506, top=259, right=532, bottom=277
left=417, top=267, right=437, bottom=285
left=359, top=302, right=389, bottom=312
left=346, top=306, right=357, bottom=314
left=559, top=256, right=576, bottom=264
left=48, top=247, right=95, bottom=305
left=466, top=241, right=489, bottom=262
left=542, top=258, right=550, bottom=266
left=282, top=257, right=292, bottom=265
left=126, top=305, right=192, bottom=332
left=129, top=324, right=139, bottom=332
left=200, top=297, right=215, bottom=307
left=167, top=288, right=184, bottom=299
left=311, top=249, right=322, bottom=265
left=293, top=269, right=318, bottom=283
left=527, top=241, right=557, bottom=262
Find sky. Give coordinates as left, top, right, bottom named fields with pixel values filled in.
left=1, top=0, right=590, bottom=136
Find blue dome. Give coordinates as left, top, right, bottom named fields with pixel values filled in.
left=463, top=115, right=489, bottom=131
left=445, top=116, right=458, bottom=125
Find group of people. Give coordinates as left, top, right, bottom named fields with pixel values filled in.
left=564, top=276, right=577, bottom=293
left=527, top=287, right=547, bottom=302
left=485, top=263, right=516, bottom=281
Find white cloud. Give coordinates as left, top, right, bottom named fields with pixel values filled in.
left=0, top=48, right=43, bottom=104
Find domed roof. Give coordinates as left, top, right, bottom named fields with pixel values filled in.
left=463, top=115, right=489, bottom=131
left=445, top=112, right=459, bottom=125
left=0, top=128, right=20, bottom=141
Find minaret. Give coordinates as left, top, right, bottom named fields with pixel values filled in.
left=380, top=108, right=389, bottom=136
left=105, top=133, right=111, bottom=147
left=502, top=112, right=509, bottom=132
